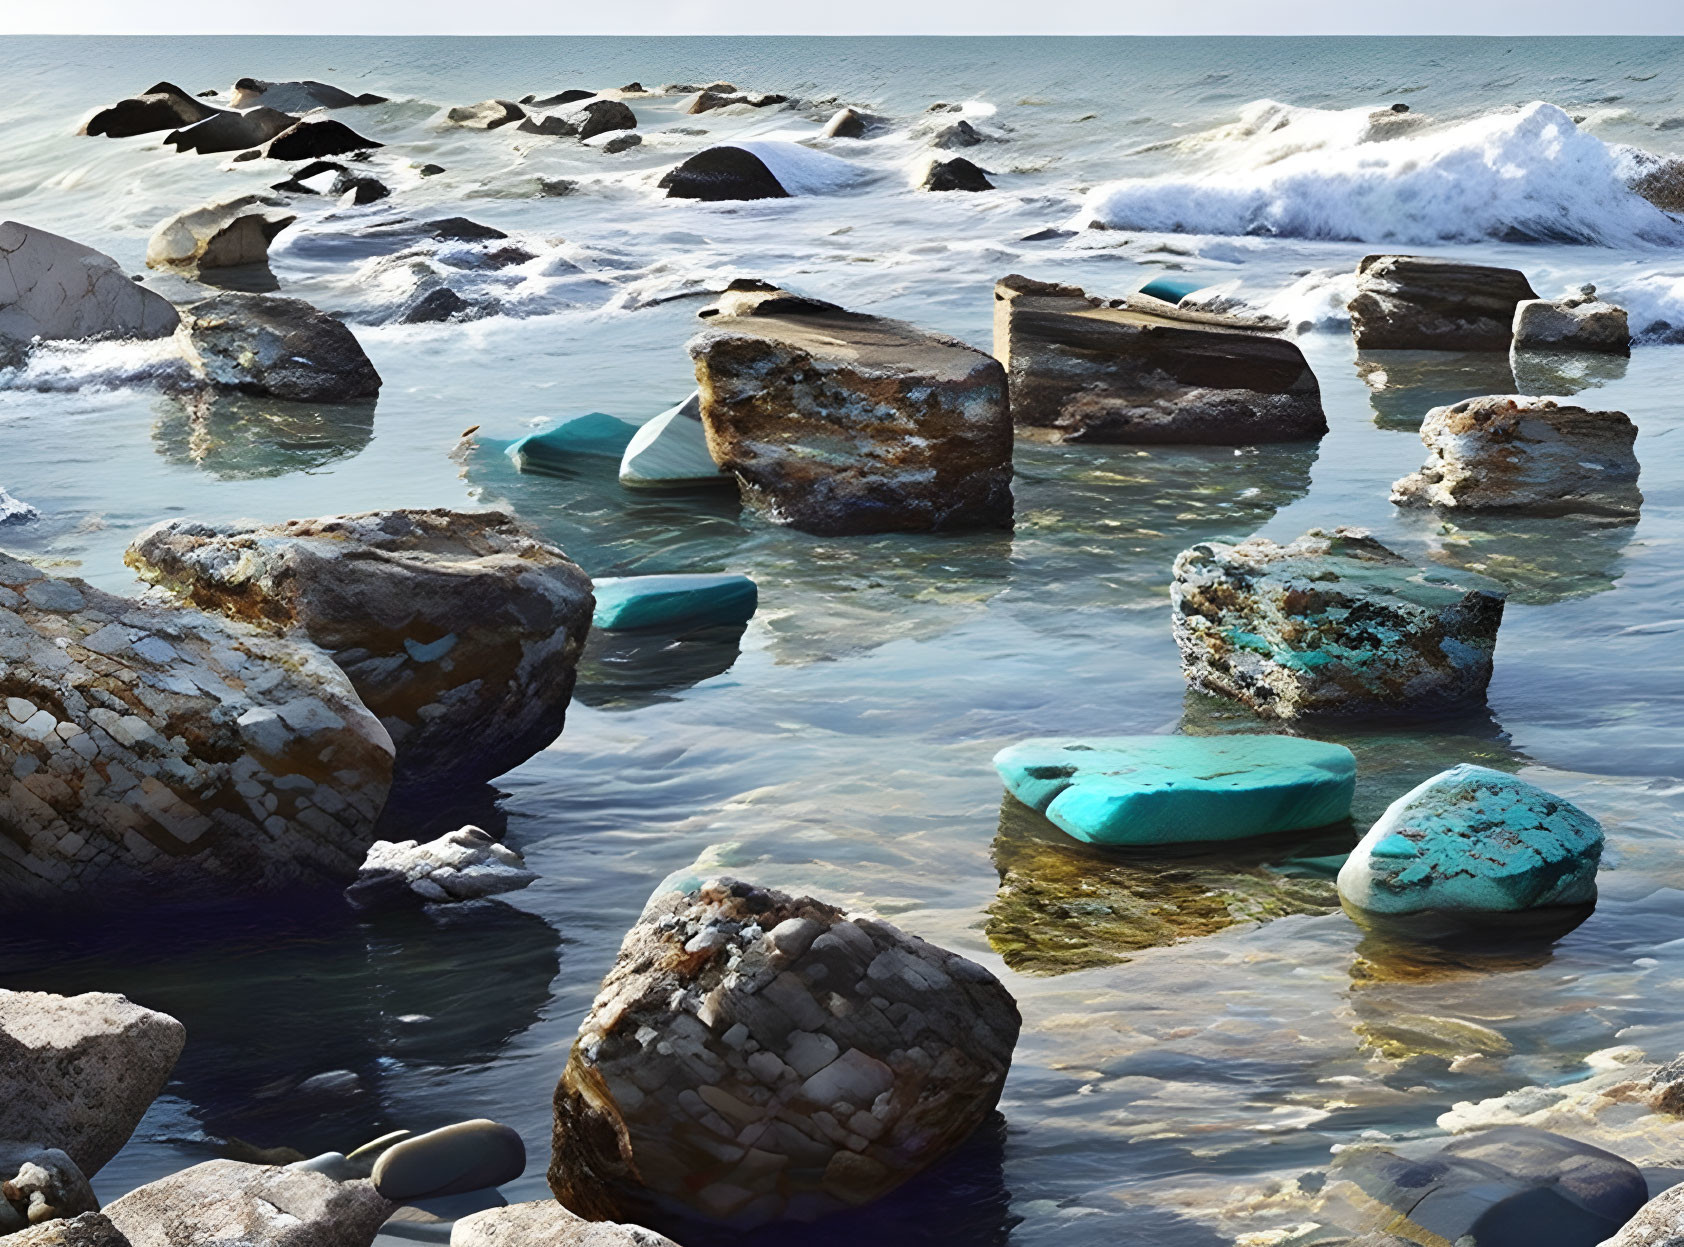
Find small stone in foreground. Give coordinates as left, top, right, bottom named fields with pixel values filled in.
left=591, top=573, right=758, bottom=633
left=371, top=1120, right=526, bottom=1202
left=346, top=826, right=538, bottom=910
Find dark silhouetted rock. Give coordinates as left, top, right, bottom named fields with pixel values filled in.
left=176, top=294, right=382, bottom=402
left=923, top=157, right=992, bottom=191
left=258, top=118, right=384, bottom=161
left=166, top=107, right=297, bottom=154
left=81, top=84, right=221, bottom=138
left=658, top=147, right=789, bottom=201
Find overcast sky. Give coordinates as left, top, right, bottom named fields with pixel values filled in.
left=9, top=0, right=1683, bottom=35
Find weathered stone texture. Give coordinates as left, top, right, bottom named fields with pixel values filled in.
left=0, top=222, right=180, bottom=355
left=1348, top=254, right=1538, bottom=351
left=103, top=1161, right=393, bottom=1247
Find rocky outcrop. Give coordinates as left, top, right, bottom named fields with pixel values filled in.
left=104, top=1161, right=393, bottom=1247
left=175, top=294, right=381, bottom=402
left=687, top=283, right=1012, bottom=534
left=993, top=274, right=1326, bottom=443
left=446, top=100, right=525, bottom=130
left=0, top=991, right=185, bottom=1178
left=1170, top=528, right=1506, bottom=719
left=1337, top=765, right=1603, bottom=933
left=165, top=107, right=297, bottom=155
left=0, top=222, right=180, bottom=359
left=922, top=157, right=992, bottom=191
left=452, top=1202, right=678, bottom=1247
left=345, top=826, right=537, bottom=910
left=80, top=85, right=220, bottom=138
left=1390, top=395, right=1642, bottom=517
left=255, top=119, right=384, bottom=162
left=658, top=148, right=789, bottom=201
left=1512, top=284, right=1631, bottom=354
left=145, top=195, right=295, bottom=274
left=126, top=509, right=593, bottom=806
left=549, top=877, right=1021, bottom=1228
left=0, top=552, right=394, bottom=900
left=1602, top=1182, right=1684, bottom=1247
left=1348, top=255, right=1538, bottom=351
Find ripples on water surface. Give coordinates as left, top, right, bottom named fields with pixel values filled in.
left=3, top=34, right=1684, bottom=1246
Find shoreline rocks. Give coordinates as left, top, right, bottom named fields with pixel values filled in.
left=452, top=1201, right=679, bottom=1247
left=146, top=196, right=295, bottom=275
left=1, top=222, right=180, bottom=360
left=1348, top=255, right=1539, bottom=351
left=174, top=294, right=381, bottom=402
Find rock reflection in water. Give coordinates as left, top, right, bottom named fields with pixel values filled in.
left=1417, top=512, right=1639, bottom=606
left=1510, top=347, right=1630, bottom=397
left=573, top=622, right=747, bottom=708
left=152, top=391, right=376, bottom=479
left=1355, top=350, right=1518, bottom=430
left=192, top=263, right=281, bottom=294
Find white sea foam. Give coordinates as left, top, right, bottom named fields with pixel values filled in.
left=1258, top=269, right=1361, bottom=336
left=1079, top=101, right=1684, bottom=247
left=1601, top=272, right=1684, bottom=342
left=0, top=337, right=193, bottom=392
left=724, top=140, right=867, bottom=195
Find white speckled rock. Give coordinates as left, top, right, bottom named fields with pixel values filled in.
left=347, top=826, right=537, bottom=909
left=549, top=876, right=1020, bottom=1228
left=0, top=222, right=179, bottom=359
left=1512, top=285, right=1631, bottom=354
left=3, top=1212, right=129, bottom=1247
left=0, top=990, right=185, bottom=1178
left=103, top=1160, right=394, bottom=1247
left=452, top=1201, right=677, bottom=1247
left=146, top=196, right=296, bottom=274
left=0, top=550, right=394, bottom=901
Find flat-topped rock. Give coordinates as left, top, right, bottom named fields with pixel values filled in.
left=994, top=734, right=1355, bottom=845
left=166, top=106, right=297, bottom=154
left=146, top=194, right=295, bottom=273
left=550, top=876, right=1020, bottom=1228
left=104, top=1160, right=394, bottom=1247
left=1, top=222, right=180, bottom=358
left=452, top=1201, right=679, bottom=1247
left=1170, top=528, right=1506, bottom=719
left=127, top=509, right=593, bottom=807
left=1348, top=255, right=1539, bottom=351
left=175, top=293, right=381, bottom=402
left=993, top=274, right=1326, bottom=443
left=81, top=84, right=221, bottom=138
left=618, top=393, right=732, bottom=489
left=1391, top=395, right=1641, bottom=517
left=592, top=573, right=758, bottom=633
left=0, top=551, right=394, bottom=900
left=1513, top=285, right=1632, bottom=354
left=687, top=283, right=1012, bottom=534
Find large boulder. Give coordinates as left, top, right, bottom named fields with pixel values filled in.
left=5, top=1212, right=129, bottom=1247
left=145, top=195, right=295, bottom=274
left=1337, top=764, right=1603, bottom=933
left=126, top=509, right=593, bottom=805
left=0, top=551, right=395, bottom=901
left=658, top=147, right=789, bottom=201
left=992, top=274, right=1326, bottom=443
left=165, top=107, right=297, bottom=155
left=80, top=84, right=221, bottom=138
left=1512, top=285, right=1631, bottom=354
left=0, top=222, right=179, bottom=358
left=0, top=990, right=185, bottom=1178
left=1170, top=528, right=1506, bottom=719
left=1602, top=1182, right=1684, bottom=1247
left=452, top=1201, right=678, bottom=1247
left=103, top=1161, right=394, bottom=1247
left=175, top=294, right=381, bottom=402
left=549, top=877, right=1021, bottom=1229
left=254, top=119, right=384, bottom=161
left=1348, top=255, right=1539, bottom=351
left=687, top=283, right=1012, bottom=534
left=1390, top=395, right=1642, bottom=517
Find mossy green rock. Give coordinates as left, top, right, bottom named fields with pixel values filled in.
left=591, top=572, right=757, bottom=633
left=993, top=733, right=1355, bottom=846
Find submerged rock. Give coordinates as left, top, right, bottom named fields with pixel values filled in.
left=596, top=133, right=642, bottom=154
left=591, top=573, right=758, bottom=633
left=446, top=100, right=525, bottom=130
left=175, top=293, right=382, bottom=402
left=993, top=274, right=1326, bottom=443
left=1170, top=528, right=1506, bottom=719
left=658, top=146, right=789, bottom=201
left=0, top=222, right=180, bottom=356
left=104, top=1160, right=394, bottom=1247
left=371, top=1120, right=525, bottom=1201
left=0, top=552, right=394, bottom=901
left=0, top=990, right=186, bottom=1178
left=165, top=106, right=297, bottom=155
left=507, top=412, right=638, bottom=474
left=127, top=509, right=593, bottom=806
left=1391, top=395, right=1642, bottom=517
left=1512, top=285, right=1631, bottom=354
left=687, top=283, right=1012, bottom=534
left=1337, top=764, right=1603, bottom=934
left=993, top=734, right=1355, bottom=846
left=922, top=157, right=992, bottom=191
left=452, top=1201, right=678, bottom=1247
left=145, top=194, right=295, bottom=274
left=549, top=877, right=1021, bottom=1228
left=345, top=826, right=537, bottom=910
left=81, top=84, right=221, bottom=138
left=618, top=393, right=731, bottom=489
left=1348, top=255, right=1539, bottom=351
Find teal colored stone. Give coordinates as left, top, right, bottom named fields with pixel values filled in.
left=591, top=573, right=758, bottom=633
left=1338, top=764, right=1603, bottom=918
left=506, top=411, right=637, bottom=475
left=1138, top=275, right=1211, bottom=304
left=992, top=734, right=1356, bottom=847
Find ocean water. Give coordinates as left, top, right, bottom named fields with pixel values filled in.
left=3, top=34, right=1684, bottom=1246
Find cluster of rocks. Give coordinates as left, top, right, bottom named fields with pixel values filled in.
left=446, top=94, right=639, bottom=151
left=81, top=80, right=383, bottom=163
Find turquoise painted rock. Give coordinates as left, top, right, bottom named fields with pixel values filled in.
left=370, top=1119, right=525, bottom=1201
left=507, top=412, right=638, bottom=474
left=591, top=573, right=757, bottom=633
left=1138, top=275, right=1211, bottom=304
left=993, top=734, right=1356, bottom=846
left=1337, top=764, right=1603, bottom=926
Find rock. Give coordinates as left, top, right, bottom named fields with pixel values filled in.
left=1336, top=764, right=1603, bottom=932
left=4, top=1212, right=129, bottom=1247
left=175, top=293, right=381, bottom=402
left=548, top=876, right=1021, bottom=1228
left=687, top=90, right=785, bottom=114
left=0, top=1144, right=98, bottom=1233
left=528, top=90, right=595, bottom=108
left=446, top=100, right=526, bottom=130
left=0, top=990, right=186, bottom=1176
left=126, top=509, right=593, bottom=806
left=617, top=393, right=732, bottom=489
left=1170, top=528, right=1506, bottom=719
left=1390, top=395, right=1642, bottom=517
left=371, top=1120, right=525, bottom=1201
left=992, top=274, right=1326, bottom=443
left=1512, top=286, right=1631, bottom=354
left=931, top=119, right=983, bottom=148
left=230, top=79, right=361, bottom=111
left=597, top=133, right=642, bottom=154
left=0, top=489, right=38, bottom=526
left=517, top=114, right=577, bottom=137
left=269, top=159, right=348, bottom=194
left=165, top=106, right=297, bottom=155
left=418, top=162, right=446, bottom=176
left=821, top=107, right=873, bottom=138
left=922, top=157, right=992, bottom=191
left=509, top=413, right=638, bottom=473
left=0, top=552, right=393, bottom=900
left=658, top=147, right=789, bottom=201
left=1322, top=1126, right=1644, bottom=1247
left=574, top=99, right=636, bottom=140
left=332, top=174, right=390, bottom=205
left=993, top=734, right=1356, bottom=846
left=0, top=222, right=180, bottom=357
left=345, top=826, right=537, bottom=909
left=591, top=573, right=758, bottom=633
left=687, top=284, right=1012, bottom=534
left=1348, top=255, right=1539, bottom=351
left=1603, top=1183, right=1684, bottom=1247
left=145, top=195, right=295, bottom=274
left=398, top=287, right=481, bottom=325
left=104, top=1160, right=394, bottom=1247
left=257, top=119, right=384, bottom=161
left=81, top=84, right=221, bottom=138
left=452, top=1201, right=678, bottom=1247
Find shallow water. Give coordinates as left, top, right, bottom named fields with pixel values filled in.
left=3, top=33, right=1684, bottom=1247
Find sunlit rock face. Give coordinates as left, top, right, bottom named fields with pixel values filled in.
left=549, top=877, right=1020, bottom=1230
left=0, top=222, right=180, bottom=361
left=1348, top=255, right=1538, bottom=351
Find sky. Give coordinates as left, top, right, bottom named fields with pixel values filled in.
left=6, top=0, right=1683, bottom=35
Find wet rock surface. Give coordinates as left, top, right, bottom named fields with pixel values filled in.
left=166, top=107, right=297, bottom=155
left=103, top=1160, right=394, bottom=1247
left=1512, top=285, right=1631, bottom=354
left=1348, top=255, right=1539, bottom=351
left=256, top=119, right=384, bottom=162
left=145, top=195, right=295, bottom=274
left=451, top=1201, right=679, bottom=1247
left=922, top=157, right=992, bottom=191
left=0, top=222, right=180, bottom=356
left=994, top=274, right=1326, bottom=443
left=174, top=294, right=382, bottom=402
left=549, top=877, right=1021, bottom=1229
left=80, top=84, right=221, bottom=138
left=5, top=1212, right=130, bottom=1247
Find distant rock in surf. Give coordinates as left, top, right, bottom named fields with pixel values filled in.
left=175, top=294, right=381, bottom=402
left=80, top=83, right=221, bottom=138
left=0, top=221, right=180, bottom=362
left=0, top=488, right=38, bottom=525
left=686, top=89, right=787, bottom=114
left=821, top=106, right=876, bottom=138
left=245, top=117, right=384, bottom=161
left=165, top=106, right=296, bottom=155
left=518, top=98, right=636, bottom=141
left=1348, top=255, right=1538, bottom=351
left=525, top=89, right=594, bottom=108
left=445, top=99, right=525, bottom=130
left=229, top=78, right=377, bottom=111
left=659, top=141, right=860, bottom=201
left=922, top=156, right=992, bottom=191
left=146, top=194, right=295, bottom=274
